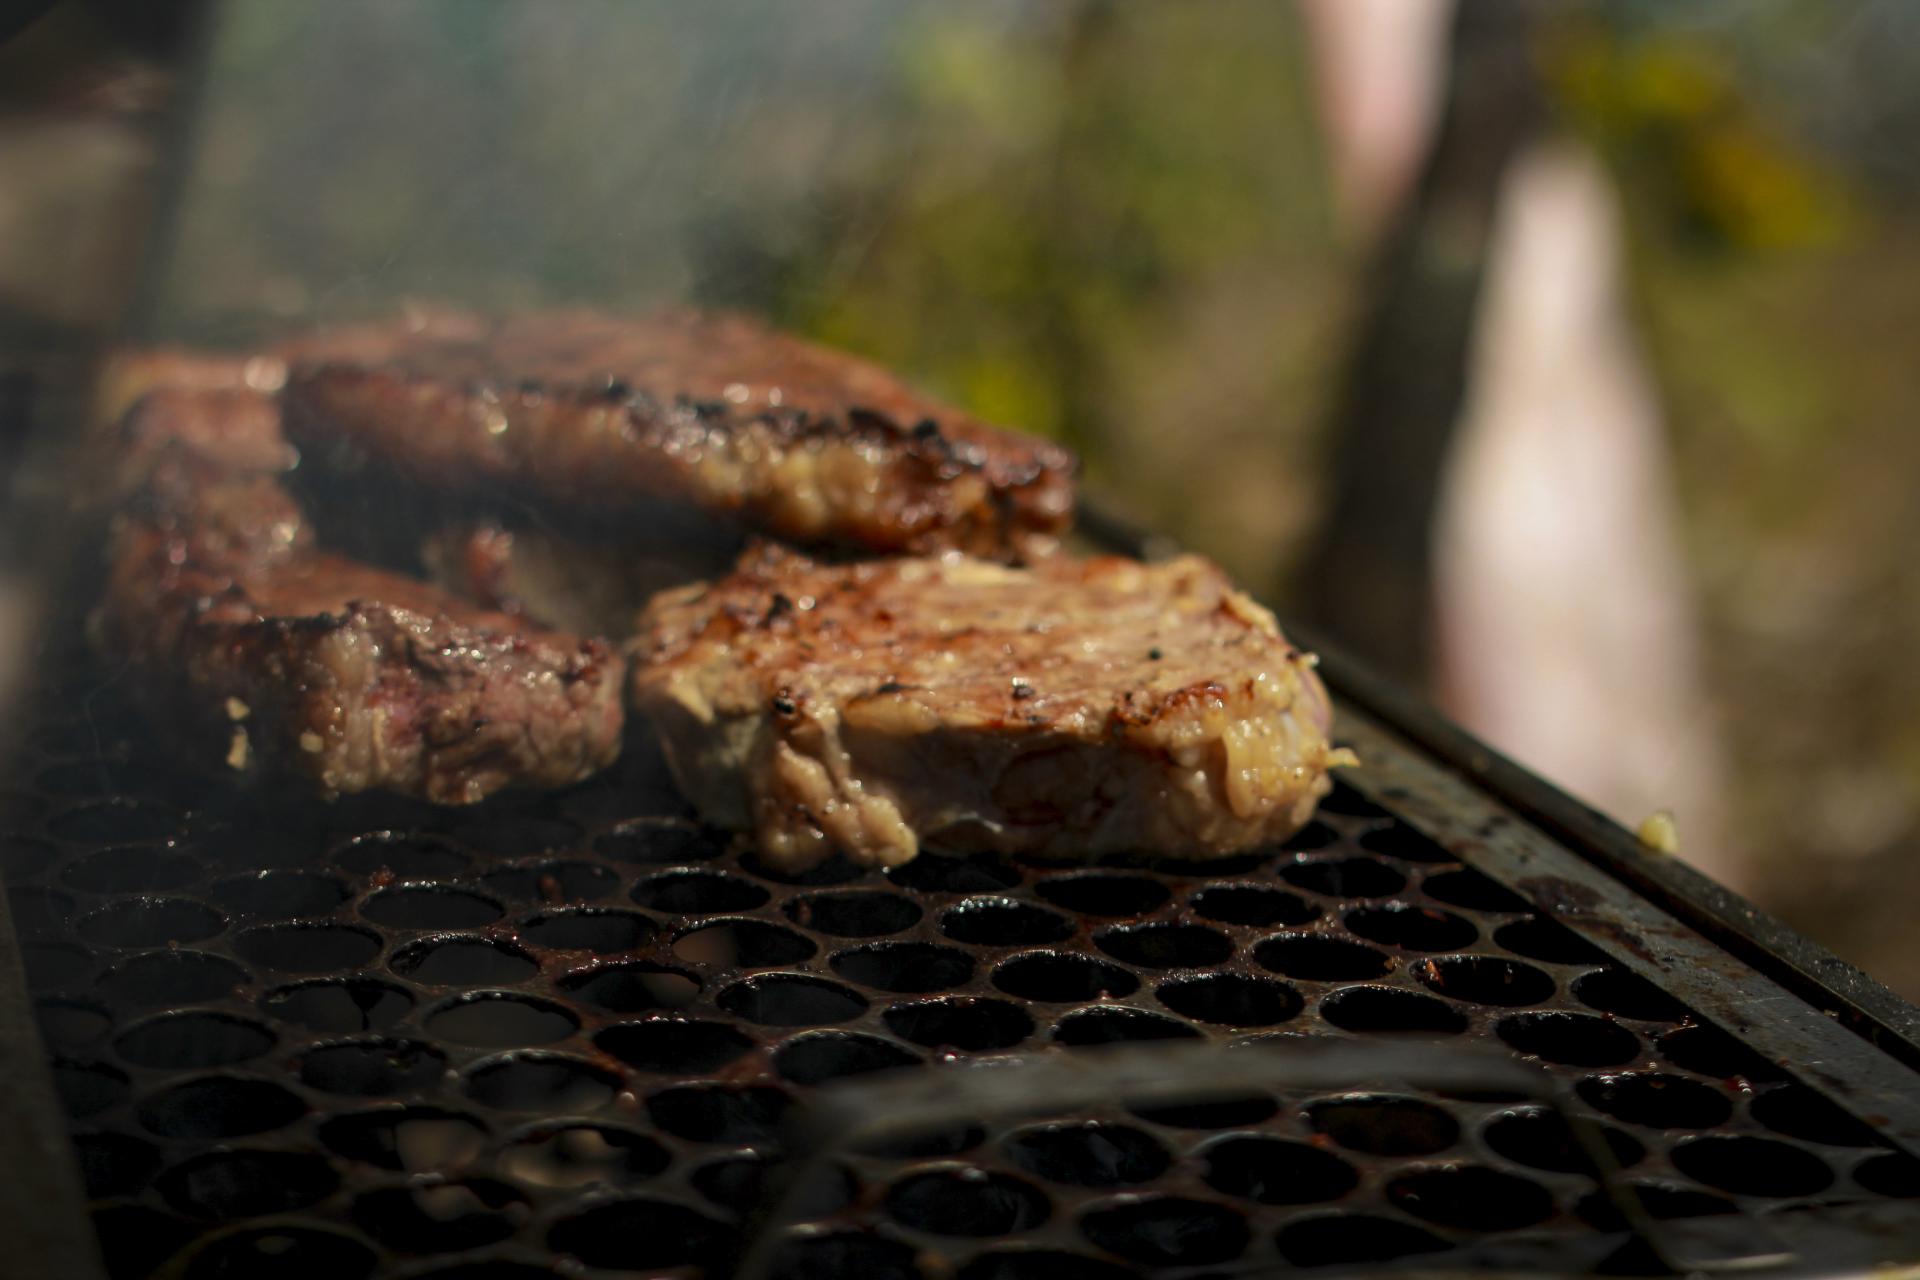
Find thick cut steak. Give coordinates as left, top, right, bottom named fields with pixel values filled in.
left=631, top=544, right=1351, bottom=870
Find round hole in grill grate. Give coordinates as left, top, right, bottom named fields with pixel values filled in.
left=1079, top=1196, right=1250, bottom=1267
left=1573, top=968, right=1691, bottom=1022
left=692, top=1154, right=856, bottom=1215
left=4, top=836, right=59, bottom=882
left=331, top=831, right=470, bottom=878
left=596, top=1018, right=754, bottom=1073
left=957, top=1248, right=1140, bottom=1280
left=941, top=897, right=1074, bottom=946
left=92, top=1204, right=197, bottom=1280
left=740, top=847, right=868, bottom=886
left=646, top=1083, right=792, bottom=1144
left=1253, top=934, right=1392, bottom=981
left=1281, top=857, right=1406, bottom=899
left=1094, top=923, right=1234, bottom=969
left=1190, top=884, right=1319, bottom=928
left=353, top=1179, right=528, bottom=1253
left=517, top=907, right=656, bottom=953
left=993, top=952, right=1139, bottom=1003
left=1856, top=1152, right=1920, bottom=1198
left=1203, top=1135, right=1358, bottom=1204
left=99, top=950, right=248, bottom=1005
left=73, top=1131, right=162, bottom=1198
left=62, top=846, right=202, bottom=893
left=500, top=1122, right=671, bottom=1188
left=52, top=1058, right=127, bottom=1118
left=1485, top=1107, right=1646, bottom=1173
left=319, top=1106, right=490, bottom=1172
left=76, top=896, right=224, bottom=947
left=852, top=1122, right=988, bottom=1159
left=1006, top=1122, right=1170, bottom=1187
left=888, top=849, right=1022, bottom=893
left=1276, top=1213, right=1450, bottom=1267
left=1131, top=1094, right=1277, bottom=1129
left=594, top=817, right=723, bottom=865
left=1578, top=1073, right=1734, bottom=1129
left=1344, top=903, right=1477, bottom=951
left=1750, top=1084, right=1882, bottom=1147
left=235, top=922, right=381, bottom=973
left=1388, top=1165, right=1554, bottom=1230
left=52, top=798, right=181, bottom=844
left=1576, top=1181, right=1739, bottom=1231
left=1414, top=956, right=1554, bottom=1006
left=426, top=992, right=580, bottom=1047
left=1493, top=916, right=1608, bottom=966
left=1282, top=819, right=1340, bottom=851
left=1054, top=1006, right=1201, bottom=1047
left=632, top=868, right=770, bottom=913
left=886, top=1169, right=1051, bottom=1236
left=36, top=997, right=110, bottom=1048
left=787, top=889, right=923, bottom=937
left=449, top=813, right=581, bottom=857
left=177, top=1226, right=375, bottom=1280
left=207, top=870, right=350, bottom=919
left=1307, top=1095, right=1459, bottom=1155
left=465, top=1052, right=620, bottom=1113
left=1421, top=868, right=1530, bottom=913
left=301, top=1037, right=448, bottom=1097
left=262, top=977, right=413, bottom=1033
left=1356, top=822, right=1453, bottom=862
left=1033, top=873, right=1171, bottom=916
left=481, top=859, right=617, bottom=903
left=1156, top=973, right=1302, bottom=1026
left=391, top=935, right=536, bottom=986
left=115, top=1011, right=275, bottom=1068
left=1319, top=985, right=1468, bottom=1035
left=765, top=1231, right=923, bottom=1280
left=8, top=886, right=74, bottom=935
left=1655, top=1023, right=1785, bottom=1081
left=720, top=973, right=870, bottom=1025
left=885, top=997, right=1034, bottom=1051
left=22, top=941, right=92, bottom=990
left=833, top=942, right=975, bottom=993
left=1670, top=1135, right=1836, bottom=1197
left=139, top=1074, right=305, bottom=1143
left=547, top=1197, right=725, bottom=1271
left=676, top=918, right=817, bottom=968
left=360, top=885, right=504, bottom=930
left=561, top=962, right=700, bottom=1014
left=775, top=1031, right=923, bottom=1084
left=156, top=1149, right=340, bottom=1219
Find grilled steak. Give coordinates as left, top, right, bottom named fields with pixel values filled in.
left=94, top=455, right=624, bottom=804
left=280, top=309, right=1076, bottom=560
left=631, top=544, right=1350, bottom=870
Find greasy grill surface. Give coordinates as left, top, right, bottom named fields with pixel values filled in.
left=8, top=667, right=1920, bottom=1279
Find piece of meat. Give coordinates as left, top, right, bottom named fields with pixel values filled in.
left=93, top=455, right=624, bottom=805
left=279, top=308, right=1076, bottom=560
left=630, top=544, right=1352, bottom=870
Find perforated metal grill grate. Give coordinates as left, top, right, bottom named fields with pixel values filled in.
left=8, top=654, right=1920, bottom=1279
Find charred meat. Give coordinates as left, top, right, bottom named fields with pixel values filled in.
left=630, top=544, right=1350, bottom=870
left=280, top=309, right=1076, bottom=560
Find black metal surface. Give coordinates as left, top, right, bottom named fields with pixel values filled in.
left=7, top=631, right=1920, bottom=1278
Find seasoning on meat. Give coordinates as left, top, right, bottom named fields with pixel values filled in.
left=93, top=454, right=624, bottom=804
left=279, top=309, right=1076, bottom=560
left=630, top=544, right=1353, bottom=870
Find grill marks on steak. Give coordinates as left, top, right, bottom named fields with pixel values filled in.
left=280, top=309, right=1076, bottom=560
left=631, top=544, right=1351, bottom=870
left=94, top=454, right=624, bottom=804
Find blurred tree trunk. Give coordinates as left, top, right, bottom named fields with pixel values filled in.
left=1292, top=0, right=1541, bottom=685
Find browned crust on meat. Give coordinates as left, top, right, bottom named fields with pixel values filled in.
left=630, top=544, right=1348, bottom=869
left=94, top=458, right=624, bottom=804
left=279, top=309, right=1075, bottom=560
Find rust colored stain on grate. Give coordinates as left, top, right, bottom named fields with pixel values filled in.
left=6, top=671, right=1919, bottom=1279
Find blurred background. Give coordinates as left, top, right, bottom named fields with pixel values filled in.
left=4, top=1, right=1920, bottom=991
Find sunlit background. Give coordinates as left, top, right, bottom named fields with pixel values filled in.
left=6, top=0, right=1920, bottom=991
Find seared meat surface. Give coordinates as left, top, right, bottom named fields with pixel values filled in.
left=631, top=544, right=1350, bottom=869
left=280, top=309, right=1075, bottom=560
left=94, top=456, right=624, bottom=804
